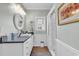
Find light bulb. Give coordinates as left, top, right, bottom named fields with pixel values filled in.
left=10, top=3, right=25, bottom=15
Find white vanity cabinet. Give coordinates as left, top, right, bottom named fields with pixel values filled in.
left=2, top=43, right=23, bottom=56
left=23, top=36, right=33, bottom=56
left=1, top=36, right=33, bottom=56
left=0, top=44, right=2, bottom=56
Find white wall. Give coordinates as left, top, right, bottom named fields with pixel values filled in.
left=57, top=22, right=79, bottom=50
left=25, top=10, right=49, bottom=46
left=56, top=39, right=79, bottom=56
left=0, top=3, right=18, bottom=36
left=56, top=3, right=79, bottom=56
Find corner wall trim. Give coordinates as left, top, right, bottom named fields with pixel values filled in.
left=49, top=50, right=55, bottom=56
left=56, top=39, right=79, bottom=55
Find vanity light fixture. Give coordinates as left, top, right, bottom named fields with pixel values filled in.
left=10, top=3, right=25, bottom=15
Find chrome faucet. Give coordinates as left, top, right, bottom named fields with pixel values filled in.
left=18, top=30, right=28, bottom=37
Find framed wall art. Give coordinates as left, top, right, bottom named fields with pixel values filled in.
left=58, top=3, right=79, bottom=25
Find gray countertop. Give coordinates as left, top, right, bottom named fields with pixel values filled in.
left=0, top=34, right=32, bottom=43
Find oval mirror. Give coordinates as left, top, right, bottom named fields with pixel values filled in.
left=13, top=13, right=25, bottom=31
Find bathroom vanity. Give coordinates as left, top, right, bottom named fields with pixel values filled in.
left=0, top=34, right=33, bottom=56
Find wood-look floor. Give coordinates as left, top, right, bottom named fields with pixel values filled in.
left=31, top=46, right=51, bottom=56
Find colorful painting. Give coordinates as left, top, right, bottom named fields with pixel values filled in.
left=58, top=3, right=79, bottom=25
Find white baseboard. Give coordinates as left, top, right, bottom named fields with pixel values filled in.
left=49, top=50, right=55, bottom=56
left=33, top=44, right=47, bottom=47
left=56, top=39, right=79, bottom=56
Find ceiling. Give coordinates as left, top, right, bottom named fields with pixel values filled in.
left=22, top=3, right=53, bottom=10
